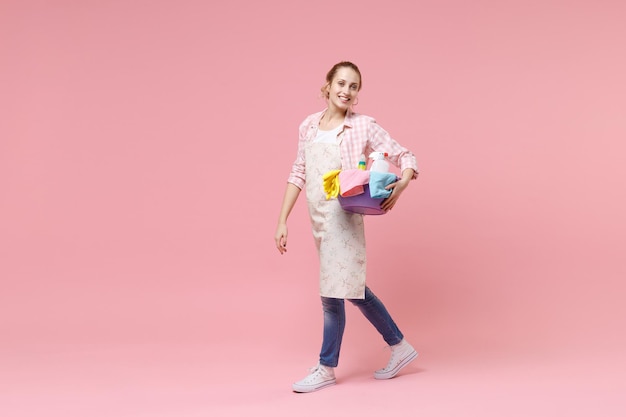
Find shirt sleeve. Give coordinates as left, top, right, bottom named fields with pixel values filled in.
left=367, top=121, right=419, bottom=179
left=287, top=118, right=309, bottom=189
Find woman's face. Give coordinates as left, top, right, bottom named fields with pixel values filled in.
left=326, top=67, right=360, bottom=111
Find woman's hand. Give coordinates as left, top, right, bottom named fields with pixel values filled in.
left=381, top=168, right=416, bottom=212
left=381, top=178, right=409, bottom=211
left=275, top=183, right=301, bottom=255
left=275, top=223, right=288, bottom=254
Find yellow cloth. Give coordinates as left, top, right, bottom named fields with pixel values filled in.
left=322, top=169, right=341, bottom=200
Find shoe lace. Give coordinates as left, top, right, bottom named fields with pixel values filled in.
left=382, top=345, right=401, bottom=370
left=308, top=364, right=320, bottom=373
left=308, top=363, right=332, bottom=378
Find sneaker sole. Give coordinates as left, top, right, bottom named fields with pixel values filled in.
left=292, top=379, right=336, bottom=393
left=374, top=350, right=418, bottom=380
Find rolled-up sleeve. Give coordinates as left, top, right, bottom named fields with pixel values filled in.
left=287, top=120, right=309, bottom=189
left=368, top=121, right=419, bottom=179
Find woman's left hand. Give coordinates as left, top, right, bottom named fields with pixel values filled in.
left=381, top=178, right=410, bottom=212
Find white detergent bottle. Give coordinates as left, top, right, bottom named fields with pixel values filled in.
left=369, top=152, right=389, bottom=173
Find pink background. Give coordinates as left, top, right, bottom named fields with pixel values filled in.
left=1, top=1, right=625, bottom=416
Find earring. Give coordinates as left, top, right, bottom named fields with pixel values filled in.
left=352, top=97, right=359, bottom=106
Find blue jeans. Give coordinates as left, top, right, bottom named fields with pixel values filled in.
left=319, top=286, right=404, bottom=367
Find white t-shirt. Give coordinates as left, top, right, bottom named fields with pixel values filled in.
left=314, top=124, right=343, bottom=144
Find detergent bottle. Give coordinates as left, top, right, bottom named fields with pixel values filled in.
left=369, top=152, right=389, bottom=173
left=358, top=154, right=367, bottom=170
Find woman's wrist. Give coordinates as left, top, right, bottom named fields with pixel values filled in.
left=401, top=168, right=415, bottom=180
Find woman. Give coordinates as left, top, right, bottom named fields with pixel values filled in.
left=274, top=61, right=419, bottom=393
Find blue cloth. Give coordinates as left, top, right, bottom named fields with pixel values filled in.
left=368, top=171, right=399, bottom=199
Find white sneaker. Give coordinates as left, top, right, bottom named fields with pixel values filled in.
left=292, top=363, right=336, bottom=393
left=374, top=339, right=418, bottom=380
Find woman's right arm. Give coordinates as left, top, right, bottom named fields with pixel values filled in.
left=276, top=114, right=313, bottom=254
left=275, top=183, right=301, bottom=254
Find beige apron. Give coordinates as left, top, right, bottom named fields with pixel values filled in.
left=305, top=138, right=366, bottom=299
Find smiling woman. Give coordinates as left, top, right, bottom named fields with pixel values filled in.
left=1, top=0, right=626, bottom=414
left=319, top=61, right=362, bottom=115
left=274, top=61, right=420, bottom=393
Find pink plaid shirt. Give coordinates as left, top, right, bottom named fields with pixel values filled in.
left=287, top=109, right=419, bottom=189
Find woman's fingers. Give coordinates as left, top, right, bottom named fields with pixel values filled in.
left=278, top=235, right=287, bottom=254
left=381, top=186, right=400, bottom=211
left=275, top=226, right=288, bottom=254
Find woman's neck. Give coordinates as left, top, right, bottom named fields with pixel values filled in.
left=319, top=107, right=347, bottom=130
